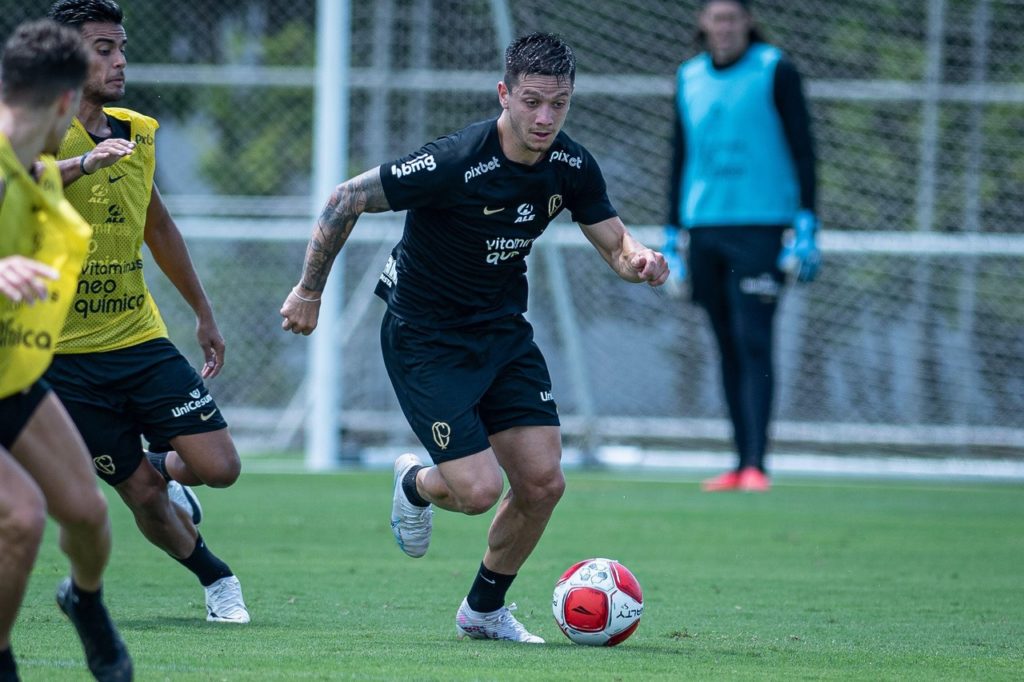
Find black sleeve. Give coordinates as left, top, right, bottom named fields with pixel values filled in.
left=773, top=57, right=817, bottom=212
left=665, top=94, right=686, bottom=229
left=566, top=147, right=618, bottom=226
left=378, top=135, right=464, bottom=211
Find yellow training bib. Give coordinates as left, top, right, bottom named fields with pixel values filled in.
left=56, top=107, right=167, bottom=353
left=0, top=136, right=92, bottom=398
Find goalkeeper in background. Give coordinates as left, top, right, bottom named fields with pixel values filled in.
left=664, top=0, right=820, bottom=492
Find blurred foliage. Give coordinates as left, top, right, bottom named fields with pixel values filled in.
left=198, top=21, right=315, bottom=195
left=0, top=0, right=1019, bottom=227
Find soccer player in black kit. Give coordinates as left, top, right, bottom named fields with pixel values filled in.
left=281, top=32, right=669, bottom=643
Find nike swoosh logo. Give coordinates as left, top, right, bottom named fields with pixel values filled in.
left=200, top=409, right=218, bottom=421
left=483, top=206, right=504, bottom=215
left=480, top=575, right=496, bottom=584
left=109, top=173, right=128, bottom=183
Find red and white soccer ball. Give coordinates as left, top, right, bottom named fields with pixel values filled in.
left=552, top=557, right=644, bottom=646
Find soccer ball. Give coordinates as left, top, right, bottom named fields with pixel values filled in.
left=552, top=557, right=644, bottom=646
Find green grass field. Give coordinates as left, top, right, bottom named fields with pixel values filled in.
left=13, top=470, right=1024, bottom=681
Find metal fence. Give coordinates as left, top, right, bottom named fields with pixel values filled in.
left=3, top=0, right=1022, bottom=461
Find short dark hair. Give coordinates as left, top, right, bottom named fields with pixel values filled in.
left=696, top=0, right=765, bottom=52
left=1, top=19, right=88, bottom=107
left=504, top=32, right=576, bottom=88
left=48, top=0, right=124, bottom=28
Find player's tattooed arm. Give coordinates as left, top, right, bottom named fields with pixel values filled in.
left=298, top=167, right=391, bottom=292
left=282, top=168, right=390, bottom=335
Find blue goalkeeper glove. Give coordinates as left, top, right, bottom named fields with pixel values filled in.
left=663, top=225, right=686, bottom=293
left=777, top=210, right=821, bottom=282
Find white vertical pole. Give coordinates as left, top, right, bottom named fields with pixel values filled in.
left=306, top=0, right=351, bottom=470
left=915, top=0, right=945, bottom=233
left=489, top=0, right=514, bottom=51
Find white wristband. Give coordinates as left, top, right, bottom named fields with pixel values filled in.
left=291, top=287, right=321, bottom=303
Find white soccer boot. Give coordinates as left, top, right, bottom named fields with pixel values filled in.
left=204, top=575, right=250, bottom=623
left=167, top=480, right=203, bottom=525
left=390, top=453, right=433, bottom=558
left=455, top=598, right=545, bottom=643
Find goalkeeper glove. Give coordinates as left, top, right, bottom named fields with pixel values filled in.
left=663, top=225, right=686, bottom=293
left=777, top=210, right=821, bottom=282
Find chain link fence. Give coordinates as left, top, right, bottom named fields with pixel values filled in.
left=2, top=1, right=1022, bottom=460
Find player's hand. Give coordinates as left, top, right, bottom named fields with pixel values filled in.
left=663, top=225, right=687, bottom=297
left=628, top=248, right=669, bottom=287
left=777, top=210, right=821, bottom=283
left=280, top=286, right=322, bottom=335
left=81, top=138, right=136, bottom=174
left=196, top=315, right=226, bottom=379
left=0, top=255, right=57, bottom=303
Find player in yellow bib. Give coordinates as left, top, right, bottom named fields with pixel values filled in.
left=0, top=19, right=132, bottom=681
left=47, top=0, right=249, bottom=624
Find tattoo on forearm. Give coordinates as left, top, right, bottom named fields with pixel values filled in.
left=300, top=169, right=389, bottom=291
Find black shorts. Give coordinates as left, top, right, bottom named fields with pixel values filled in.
left=380, top=311, right=560, bottom=463
left=44, top=337, right=228, bottom=485
left=0, top=379, right=50, bottom=449
left=688, top=225, right=786, bottom=307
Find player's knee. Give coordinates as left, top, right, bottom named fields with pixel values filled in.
left=517, top=470, right=565, bottom=510
left=458, top=480, right=504, bottom=515
left=1, top=493, right=47, bottom=550
left=118, top=473, right=169, bottom=515
left=59, top=489, right=109, bottom=532
left=546, top=471, right=567, bottom=505
left=200, top=450, right=241, bottom=488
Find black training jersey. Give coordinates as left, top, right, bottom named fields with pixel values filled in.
left=376, top=118, right=617, bottom=329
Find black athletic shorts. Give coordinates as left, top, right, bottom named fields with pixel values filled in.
left=0, top=379, right=50, bottom=449
left=44, top=337, right=228, bottom=485
left=380, top=311, right=560, bottom=463
left=688, top=225, right=787, bottom=307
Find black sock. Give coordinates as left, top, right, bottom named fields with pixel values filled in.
left=402, top=465, right=429, bottom=507
left=175, top=535, right=233, bottom=587
left=0, top=646, right=16, bottom=678
left=70, top=581, right=103, bottom=610
left=466, top=562, right=516, bottom=613
left=146, top=451, right=172, bottom=482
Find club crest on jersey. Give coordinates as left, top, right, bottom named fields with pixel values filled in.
left=464, top=156, right=500, bottom=183
left=391, top=153, right=436, bottom=178
left=548, top=194, right=563, bottom=217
